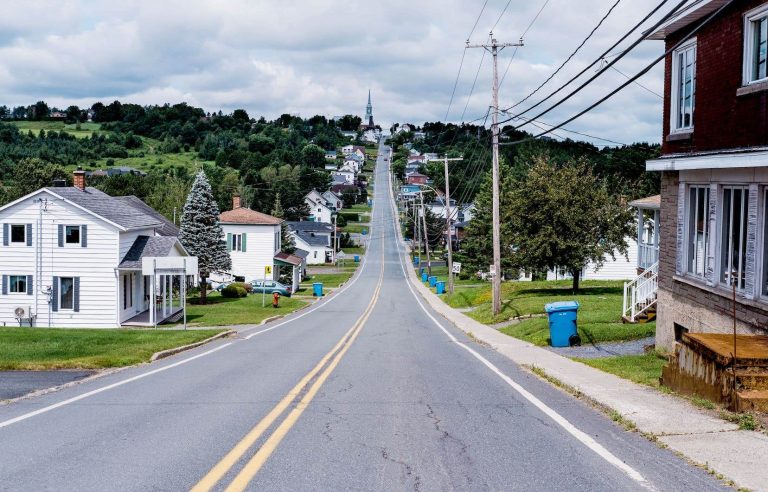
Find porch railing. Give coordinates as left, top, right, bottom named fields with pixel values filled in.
left=638, top=243, right=659, bottom=271
left=623, top=261, right=659, bottom=322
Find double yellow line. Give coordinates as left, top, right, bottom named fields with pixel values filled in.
left=192, top=247, right=385, bottom=492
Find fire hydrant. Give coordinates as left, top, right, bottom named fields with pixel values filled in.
left=272, top=291, right=280, bottom=309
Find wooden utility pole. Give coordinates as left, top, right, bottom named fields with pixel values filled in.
left=428, top=156, right=463, bottom=294
left=467, top=32, right=523, bottom=315
left=420, top=190, right=432, bottom=277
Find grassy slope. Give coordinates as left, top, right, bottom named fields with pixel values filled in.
left=300, top=270, right=355, bottom=289
left=184, top=293, right=307, bottom=326
left=0, top=328, right=224, bottom=370
left=11, top=121, right=105, bottom=139
left=574, top=353, right=667, bottom=387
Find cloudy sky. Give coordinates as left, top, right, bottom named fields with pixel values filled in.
left=0, top=0, right=672, bottom=145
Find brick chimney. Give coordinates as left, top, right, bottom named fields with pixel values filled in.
left=73, top=168, right=86, bottom=191
left=232, top=194, right=242, bottom=209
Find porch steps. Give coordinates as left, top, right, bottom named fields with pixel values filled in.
left=735, top=370, right=768, bottom=391
left=735, top=389, right=768, bottom=413
left=162, top=311, right=185, bottom=324
left=622, top=306, right=656, bottom=324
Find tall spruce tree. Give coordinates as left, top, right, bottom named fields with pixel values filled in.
left=271, top=193, right=296, bottom=254
left=179, top=170, right=231, bottom=303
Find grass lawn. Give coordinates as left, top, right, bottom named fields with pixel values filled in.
left=11, top=121, right=105, bottom=139
left=573, top=353, right=667, bottom=387
left=350, top=203, right=372, bottom=213
left=342, top=222, right=369, bottom=234
left=184, top=292, right=307, bottom=326
left=442, top=279, right=655, bottom=346
left=300, top=270, right=355, bottom=288
left=341, top=246, right=365, bottom=256
left=0, top=328, right=225, bottom=370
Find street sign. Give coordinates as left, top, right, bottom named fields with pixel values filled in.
left=452, top=262, right=462, bottom=274
left=265, top=266, right=272, bottom=275
left=489, top=264, right=496, bottom=276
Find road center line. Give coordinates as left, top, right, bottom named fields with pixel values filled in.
left=385, top=162, right=651, bottom=488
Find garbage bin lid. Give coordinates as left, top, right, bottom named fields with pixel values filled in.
left=544, top=300, right=580, bottom=313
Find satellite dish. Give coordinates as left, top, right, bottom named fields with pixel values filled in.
left=14, top=307, right=25, bottom=317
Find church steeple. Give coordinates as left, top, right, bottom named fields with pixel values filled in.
left=365, top=90, right=374, bottom=128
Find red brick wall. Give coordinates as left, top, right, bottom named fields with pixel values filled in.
left=661, top=0, right=768, bottom=154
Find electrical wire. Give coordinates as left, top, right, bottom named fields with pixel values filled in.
left=601, top=59, right=663, bottom=99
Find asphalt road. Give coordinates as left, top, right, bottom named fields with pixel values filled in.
left=0, top=141, right=726, bottom=491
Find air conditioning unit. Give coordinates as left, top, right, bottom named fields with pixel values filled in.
left=14, top=306, right=34, bottom=327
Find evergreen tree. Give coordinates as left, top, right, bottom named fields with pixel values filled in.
left=178, top=170, right=231, bottom=303
left=271, top=192, right=296, bottom=254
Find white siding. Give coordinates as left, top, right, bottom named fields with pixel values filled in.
left=293, top=236, right=330, bottom=265
left=544, top=239, right=640, bottom=281
left=119, top=227, right=156, bottom=261
left=222, top=223, right=280, bottom=282
left=0, top=192, right=121, bottom=328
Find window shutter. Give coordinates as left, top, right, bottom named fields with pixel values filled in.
left=1, top=275, right=7, bottom=295
left=74, top=277, right=80, bottom=312
left=26, top=224, right=32, bottom=247
left=706, top=183, right=718, bottom=286
left=227, top=233, right=233, bottom=251
left=675, top=181, right=686, bottom=276
left=81, top=225, right=88, bottom=247
left=744, top=184, right=759, bottom=298
left=27, top=275, right=33, bottom=296
left=51, top=277, right=58, bottom=312
left=58, top=224, right=64, bottom=247
left=241, top=233, right=247, bottom=252
left=2, top=223, right=7, bottom=246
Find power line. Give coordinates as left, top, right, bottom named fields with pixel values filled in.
left=601, top=59, right=663, bottom=99
left=503, top=0, right=736, bottom=145
left=504, top=112, right=627, bottom=146
left=507, top=0, right=623, bottom=110
left=498, top=0, right=551, bottom=87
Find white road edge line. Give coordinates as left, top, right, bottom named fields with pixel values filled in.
left=0, top=154, right=385, bottom=430
left=385, top=161, right=651, bottom=489
left=0, top=343, right=232, bottom=429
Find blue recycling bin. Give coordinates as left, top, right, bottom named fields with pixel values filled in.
left=354, top=255, right=360, bottom=262
left=368, top=199, right=372, bottom=206
left=428, top=276, right=437, bottom=287
left=419, top=267, right=425, bottom=277
left=421, top=272, right=428, bottom=282
left=436, top=281, right=446, bottom=295
left=544, top=301, right=580, bottom=347
left=312, top=282, right=324, bottom=297
left=413, top=256, right=420, bottom=266
left=362, top=229, right=368, bottom=236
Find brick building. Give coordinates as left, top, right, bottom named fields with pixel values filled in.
left=646, top=0, right=768, bottom=350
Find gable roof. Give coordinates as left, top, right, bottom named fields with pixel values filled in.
left=293, top=248, right=309, bottom=259
left=114, top=196, right=179, bottom=236
left=119, top=236, right=183, bottom=269
left=43, top=187, right=163, bottom=231
left=274, top=251, right=304, bottom=266
left=295, top=231, right=331, bottom=247
left=287, top=221, right=333, bottom=233
left=628, top=195, right=661, bottom=210
left=220, top=207, right=283, bottom=225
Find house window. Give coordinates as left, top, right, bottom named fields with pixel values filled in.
left=720, top=186, right=749, bottom=290
left=671, top=39, right=696, bottom=132
left=65, top=225, right=81, bottom=245
left=10, top=224, right=26, bottom=244
left=60, top=277, right=74, bottom=310
left=9, top=275, right=27, bottom=294
left=687, top=186, right=710, bottom=278
left=744, top=5, right=768, bottom=84
left=232, top=234, right=243, bottom=252
left=123, top=274, right=133, bottom=309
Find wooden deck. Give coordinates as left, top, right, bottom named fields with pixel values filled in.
left=121, top=307, right=183, bottom=327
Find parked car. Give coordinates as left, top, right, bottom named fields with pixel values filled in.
left=214, top=281, right=232, bottom=292
left=250, top=280, right=292, bottom=297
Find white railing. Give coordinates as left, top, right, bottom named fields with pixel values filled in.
left=638, top=243, right=659, bottom=271
left=623, top=261, right=659, bottom=322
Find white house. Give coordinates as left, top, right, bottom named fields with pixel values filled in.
left=0, top=170, right=196, bottom=328
left=344, top=154, right=364, bottom=173
left=304, top=191, right=335, bottom=223
left=274, top=251, right=305, bottom=293
left=331, top=170, right=355, bottom=186
left=540, top=239, right=640, bottom=282
left=219, top=195, right=282, bottom=283
left=322, top=190, right=344, bottom=211
left=288, top=222, right=334, bottom=265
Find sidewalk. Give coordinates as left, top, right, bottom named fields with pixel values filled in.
left=405, top=257, right=768, bottom=491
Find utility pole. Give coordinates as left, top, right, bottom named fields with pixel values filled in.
left=467, top=32, right=523, bottom=316
left=333, top=214, right=338, bottom=265
left=420, top=190, right=432, bottom=277
left=428, top=155, right=463, bottom=294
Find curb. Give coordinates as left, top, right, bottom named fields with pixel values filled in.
left=149, top=330, right=235, bottom=362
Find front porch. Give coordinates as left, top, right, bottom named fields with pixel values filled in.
left=121, top=306, right=184, bottom=327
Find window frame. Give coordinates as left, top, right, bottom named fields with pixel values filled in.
left=718, top=185, right=750, bottom=292
left=743, top=4, right=768, bottom=85
left=59, top=277, right=75, bottom=311
left=685, top=184, right=711, bottom=279
left=9, top=275, right=28, bottom=294
left=64, top=225, right=81, bottom=246
left=9, top=224, right=26, bottom=244
left=761, top=187, right=768, bottom=299
left=670, top=37, right=697, bottom=134
left=232, top=233, right=243, bottom=252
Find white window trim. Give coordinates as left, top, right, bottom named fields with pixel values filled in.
left=59, top=277, right=75, bottom=311
left=743, top=4, right=768, bottom=85
left=8, top=275, right=28, bottom=294
left=670, top=37, right=697, bottom=134
left=9, top=224, right=26, bottom=244
left=232, top=233, right=242, bottom=252
left=64, top=225, right=81, bottom=246
left=684, top=183, right=711, bottom=280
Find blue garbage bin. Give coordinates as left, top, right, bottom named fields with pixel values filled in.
left=544, top=301, right=580, bottom=347
left=362, top=229, right=368, bottom=236
left=368, top=199, right=372, bottom=206
left=421, top=272, right=428, bottom=282
left=413, top=256, right=420, bottom=266
left=354, top=255, right=360, bottom=262
left=436, top=281, right=445, bottom=295
left=428, top=276, right=437, bottom=287
left=313, top=282, right=324, bottom=297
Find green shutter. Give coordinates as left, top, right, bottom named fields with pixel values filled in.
left=227, top=233, right=232, bottom=252
left=241, top=233, right=247, bottom=252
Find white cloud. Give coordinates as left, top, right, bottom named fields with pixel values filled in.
left=0, top=0, right=672, bottom=145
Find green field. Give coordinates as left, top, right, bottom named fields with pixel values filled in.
left=11, top=121, right=105, bottom=139
left=0, top=328, right=225, bottom=370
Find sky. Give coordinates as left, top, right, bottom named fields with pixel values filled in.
left=0, top=0, right=673, bottom=146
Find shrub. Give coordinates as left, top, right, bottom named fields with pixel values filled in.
left=336, top=214, right=347, bottom=227
left=231, top=281, right=252, bottom=293
left=221, top=284, right=247, bottom=298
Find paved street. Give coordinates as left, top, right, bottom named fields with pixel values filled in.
left=0, top=141, right=725, bottom=491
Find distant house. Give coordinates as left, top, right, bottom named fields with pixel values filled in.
left=331, top=183, right=361, bottom=197
left=304, top=191, right=335, bottom=223
left=287, top=222, right=334, bottom=265
left=0, top=169, right=196, bottom=328
left=324, top=150, right=337, bottom=160
left=406, top=172, right=429, bottom=185
left=106, top=167, right=147, bottom=177
left=219, top=195, right=283, bottom=283
left=49, top=111, right=67, bottom=120
left=324, top=162, right=338, bottom=171
left=331, top=169, right=355, bottom=186
left=322, top=190, right=344, bottom=211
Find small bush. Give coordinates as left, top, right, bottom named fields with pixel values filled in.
left=231, top=282, right=252, bottom=293
left=221, top=284, right=247, bottom=298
